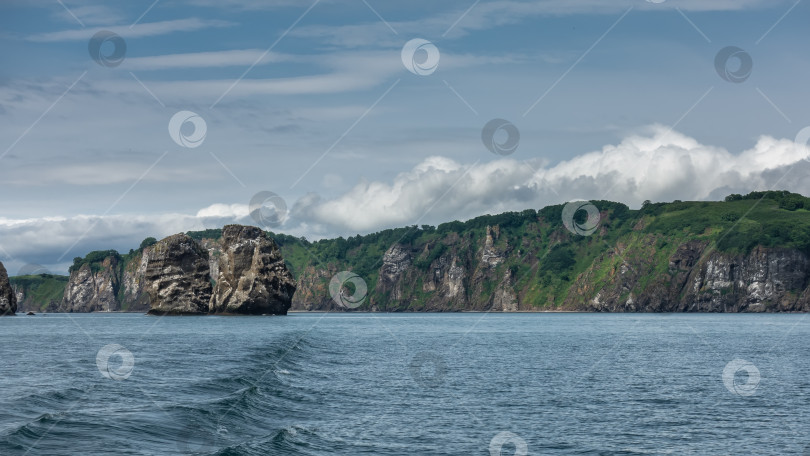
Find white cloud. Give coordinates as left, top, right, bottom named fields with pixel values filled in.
left=54, top=4, right=124, bottom=26
left=124, top=50, right=295, bottom=71
left=184, top=0, right=315, bottom=9
left=292, top=126, right=810, bottom=232
left=26, top=18, right=235, bottom=42
left=3, top=126, right=810, bottom=276
left=289, top=0, right=788, bottom=46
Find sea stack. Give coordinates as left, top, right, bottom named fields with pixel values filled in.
left=143, top=234, right=212, bottom=315
left=210, top=225, right=296, bottom=315
left=0, top=262, right=18, bottom=316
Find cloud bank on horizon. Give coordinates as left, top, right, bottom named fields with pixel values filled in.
left=2, top=127, right=810, bottom=275
left=0, top=0, right=808, bottom=274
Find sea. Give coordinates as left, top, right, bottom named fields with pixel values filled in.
left=0, top=312, right=808, bottom=455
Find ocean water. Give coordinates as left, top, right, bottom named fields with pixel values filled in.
left=0, top=312, right=809, bottom=455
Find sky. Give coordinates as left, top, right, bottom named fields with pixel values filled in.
left=1, top=0, right=809, bottom=275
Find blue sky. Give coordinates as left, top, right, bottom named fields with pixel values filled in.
left=1, top=0, right=809, bottom=274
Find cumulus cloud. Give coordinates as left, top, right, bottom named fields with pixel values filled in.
left=291, top=126, right=810, bottom=232
left=3, top=126, right=810, bottom=275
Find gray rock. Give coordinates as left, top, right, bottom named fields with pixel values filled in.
left=210, top=225, right=296, bottom=315
left=144, top=234, right=212, bottom=315
left=62, top=258, right=119, bottom=312
left=0, top=262, right=17, bottom=316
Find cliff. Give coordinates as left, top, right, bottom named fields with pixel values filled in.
left=13, top=191, right=810, bottom=313
left=9, top=274, right=67, bottom=312
left=44, top=225, right=295, bottom=315
left=209, top=225, right=296, bottom=315
left=275, top=191, right=810, bottom=312
left=0, top=262, right=17, bottom=315
left=53, top=251, right=150, bottom=313
left=143, top=233, right=212, bottom=315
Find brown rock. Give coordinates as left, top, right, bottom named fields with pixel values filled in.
left=143, top=234, right=212, bottom=315
left=210, top=225, right=296, bottom=315
left=0, top=262, right=17, bottom=316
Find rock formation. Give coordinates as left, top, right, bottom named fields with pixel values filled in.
left=14, top=193, right=810, bottom=314
left=0, top=262, right=17, bottom=316
left=143, top=234, right=212, bottom=315
left=57, top=254, right=149, bottom=313
left=209, top=225, right=296, bottom=315
left=62, top=257, right=120, bottom=312
left=562, top=238, right=810, bottom=312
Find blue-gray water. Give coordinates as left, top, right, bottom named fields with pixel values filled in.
left=1, top=313, right=809, bottom=455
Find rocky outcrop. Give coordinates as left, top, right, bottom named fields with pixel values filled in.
left=564, top=238, right=810, bottom=312
left=290, top=264, right=340, bottom=311
left=209, top=225, right=296, bottom=315
left=14, top=196, right=810, bottom=314
left=120, top=253, right=151, bottom=311
left=143, top=234, right=212, bottom=315
left=57, top=254, right=149, bottom=313
left=62, top=258, right=120, bottom=312
left=361, top=229, right=518, bottom=312
left=22, top=227, right=296, bottom=315
left=683, top=246, right=810, bottom=312
left=377, top=244, right=413, bottom=302
left=0, top=262, right=17, bottom=316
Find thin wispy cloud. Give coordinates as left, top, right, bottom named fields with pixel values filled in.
left=124, top=50, right=296, bottom=71
left=26, top=18, right=235, bottom=42
left=1, top=0, right=807, bottom=275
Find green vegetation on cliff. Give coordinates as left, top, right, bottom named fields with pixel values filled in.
left=9, top=274, right=69, bottom=311
left=255, top=191, right=810, bottom=311
left=15, top=190, right=810, bottom=312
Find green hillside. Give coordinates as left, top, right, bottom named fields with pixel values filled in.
left=9, top=274, right=69, bottom=312
left=260, top=191, right=810, bottom=302
left=16, top=190, right=810, bottom=312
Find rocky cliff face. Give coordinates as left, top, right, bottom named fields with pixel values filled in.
left=143, top=234, right=212, bottom=315
left=209, top=225, right=296, bottom=315
left=290, top=264, right=340, bottom=311
left=557, top=237, right=810, bottom=312
left=62, top=258, right=120, bottom=312
left=19, top=196, right=810, bottom=313
left=50, top=226, right=297, bottom=315
left=58, top=254, right=149, bottom=313
left=0, top=262, right=17, bottom=316
left=289, top=224, right=810, bottom=313
left=292, top=225, right=531, bottom=312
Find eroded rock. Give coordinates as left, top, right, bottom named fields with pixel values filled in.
left=209, top=225, right=296, bottom=315
left=0, top=262, right=17, bottom=316
left=143, top=234, right=212, bottom=315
